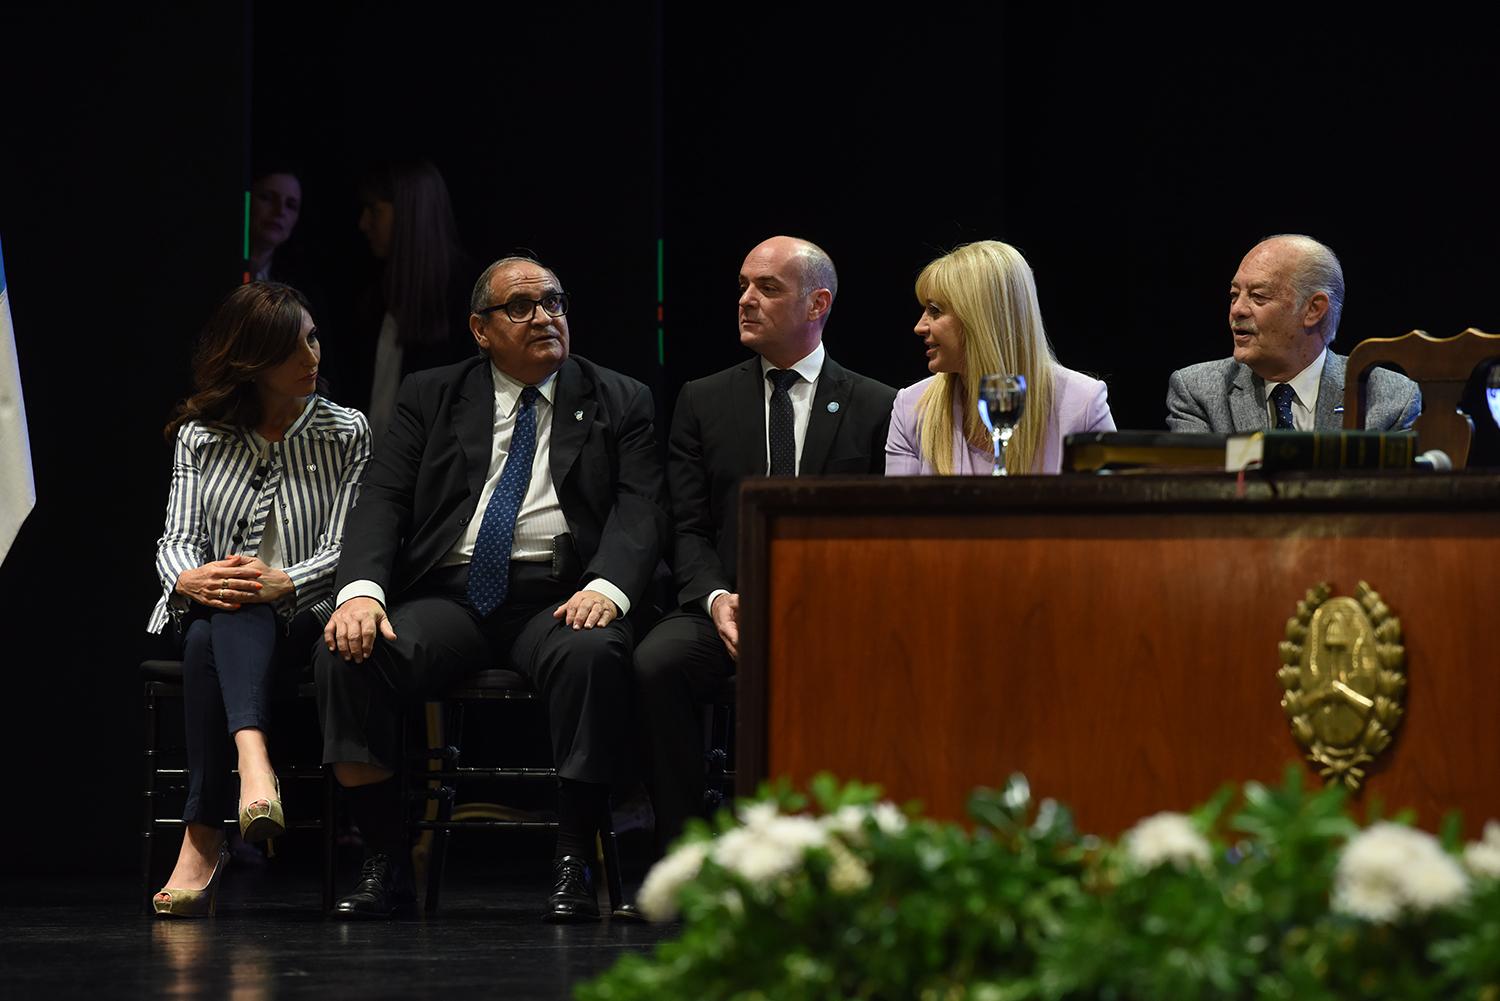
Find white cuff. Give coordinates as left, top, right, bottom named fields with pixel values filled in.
left=336, top=579, right=387, bottom=609
left=583, top=578, right=631, bottom=617
left=704, top=588, right=730, bottom=617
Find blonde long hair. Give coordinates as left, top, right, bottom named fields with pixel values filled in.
left=914, top=241, right=1057, bottom=475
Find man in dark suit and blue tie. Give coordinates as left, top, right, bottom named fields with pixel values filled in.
left=632, top=236, right=897, bottom=855
left=315, top=255, right=667, bottom=921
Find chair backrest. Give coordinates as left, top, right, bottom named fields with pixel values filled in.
left=1342, top=328, right=1500, bottom=468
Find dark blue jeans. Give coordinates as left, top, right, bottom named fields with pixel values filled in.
left=178, top=604, right=312, bottom=825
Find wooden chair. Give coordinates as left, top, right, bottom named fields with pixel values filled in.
left=410, top=668, right=640, bottom=919
left=1342, top=328, right=1500, bottom=468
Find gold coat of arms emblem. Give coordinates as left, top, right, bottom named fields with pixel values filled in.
left=1277, top=582, right=1406, bottom=790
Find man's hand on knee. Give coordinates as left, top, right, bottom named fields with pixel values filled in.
left=324, top=596, right=398, bottom=663
left=552, top=589, right=619, bottom=630
left=711, top=592, right=740, bottom=662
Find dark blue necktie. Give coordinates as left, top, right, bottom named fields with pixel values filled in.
left=467, top=385, right=540, bottom=616
left=1270, top=383, right=1296, bottom=430
left=766, top=369, right=800, bottom=475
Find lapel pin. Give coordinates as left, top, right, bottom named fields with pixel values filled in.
left=306, top=464, right=316, bottom=472
left=574, top=410, right=584, bottom=421
left=826, top=401, right=840, bottom=414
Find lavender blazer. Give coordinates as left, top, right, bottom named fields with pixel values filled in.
left=885, top=366, right=1116, bottom=475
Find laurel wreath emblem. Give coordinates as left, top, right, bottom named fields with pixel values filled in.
left=1278, top=581, right=1406, bottom=790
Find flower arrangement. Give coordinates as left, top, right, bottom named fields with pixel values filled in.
left=578, top=769, right=1500, bottom=1000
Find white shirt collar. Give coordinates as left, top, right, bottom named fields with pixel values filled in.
left=759, top=341, right=826, bottom=384
left=491, top=363, right=558, bottom=415
left=1271, top=347, right=1327, bottom=414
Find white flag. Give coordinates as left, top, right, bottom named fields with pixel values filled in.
left=0, top=236, right=36, bottom=565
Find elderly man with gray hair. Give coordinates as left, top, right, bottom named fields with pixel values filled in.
left=1166, top=234, right=1420, bottom=432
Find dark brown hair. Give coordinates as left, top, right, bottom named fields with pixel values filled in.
left=164, top=282, right=315, bottom=439
left=358, top=158, right=464, bottom=349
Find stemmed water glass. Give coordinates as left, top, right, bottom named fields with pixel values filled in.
left=977, top=374, right=1027, bottom=476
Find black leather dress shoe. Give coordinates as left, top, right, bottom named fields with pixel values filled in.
left=543, top=855, right=601, bottom=923
left=334, top=851, right=416, bottom=920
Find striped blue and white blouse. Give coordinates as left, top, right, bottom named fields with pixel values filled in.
left=147, top=396, right=372, bottom=632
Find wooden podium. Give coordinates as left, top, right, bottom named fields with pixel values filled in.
left=735, top=473, right=1500, bottom=835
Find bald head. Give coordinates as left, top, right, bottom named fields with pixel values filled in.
left=750, top=236, right=838, bottom=302
left=1247, top=235, right=1345, bottom=344
left=737, top=236, right=838, bottom=368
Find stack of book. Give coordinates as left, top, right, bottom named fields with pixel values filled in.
left=1062, top=431, right=1418, bottom=473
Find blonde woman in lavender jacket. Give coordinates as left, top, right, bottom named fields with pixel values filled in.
left=885, top=241, right=1115, bottom=475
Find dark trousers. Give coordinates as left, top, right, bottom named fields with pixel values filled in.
left=632, top=607, right=735, bottom=855
left=314, top=562, right=633, bottom=785
left=179, top=603, right=315, bottom=825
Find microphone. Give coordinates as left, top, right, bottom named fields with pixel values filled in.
left=1414, top=449, right=1453, bottom=472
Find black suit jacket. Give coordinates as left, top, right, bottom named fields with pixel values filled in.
left=668, top=353, right=896, bottom=608
left=336, top=354, right=668, bottom=608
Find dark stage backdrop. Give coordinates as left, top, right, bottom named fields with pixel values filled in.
left=1, top=4, right=1497, bottom=875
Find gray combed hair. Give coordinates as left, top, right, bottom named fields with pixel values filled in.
left=1264, top=234, right=1344, bottom=343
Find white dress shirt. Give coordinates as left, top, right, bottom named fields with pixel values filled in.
left=1265, top=348, right=1326, bottom=431
left=759, top=342, right=825, bottom=474
left=248, top=432, right=284, bottom=570
left=337, top=362, right=630, bottom=615
left=705, top=343, right=826, bottom=616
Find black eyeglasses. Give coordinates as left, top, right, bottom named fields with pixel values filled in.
left=477, top=292, right=571, bottom=323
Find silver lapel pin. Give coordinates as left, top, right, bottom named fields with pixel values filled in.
left=826, top=401, right=840, bottom=414
left=574, top=410, right=584, bottom=421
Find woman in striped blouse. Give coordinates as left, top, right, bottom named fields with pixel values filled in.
left=148, top=282, right=371, bottom=916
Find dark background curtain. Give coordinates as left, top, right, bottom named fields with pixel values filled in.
left=1, top=2, right=1495, bottom=873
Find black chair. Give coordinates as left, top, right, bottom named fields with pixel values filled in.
left=411, top=668, right=640, bottom=919
left=703, top=689, right=737, bottom=816
left=140, top=658, right=335, bottom=913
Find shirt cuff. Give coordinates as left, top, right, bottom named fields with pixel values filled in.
left=336, top=580, right=387, bottom=609
left=704, top=588, right=730, bottom=617
left=584, top=578, right=631, bottom=617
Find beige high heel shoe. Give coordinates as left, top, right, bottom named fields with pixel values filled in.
left=239, top=775, right=285, bottom=843
left=153, top=844, right=228, bottom=918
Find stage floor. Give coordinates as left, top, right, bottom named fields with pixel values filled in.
left=5, top=857, right=676, bottom=999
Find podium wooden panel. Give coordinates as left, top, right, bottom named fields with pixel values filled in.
left=736, top=473, right=1500, bottom=835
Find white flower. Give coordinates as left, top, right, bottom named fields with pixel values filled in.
left=713, top=814, right=827, bottom=884
left=821, top=805, right=868, bottom=837
left=1335, top=875, right=1403, bottom=923
left=1122, top=812, right=1212, bottom=873
left=738, top=801, right=781, bottom=829
left=1403, top=853, right=1471, bottom=912
left=870, top=802, right=907, bottom=835
left=1333, top=822, right=1469, bottom=922
left=636, top=839, right=711, bottom=921
left=821, top=802, right=908, bottom=840
left=1463, top=821, right=1500, bottom=879
left=826, top=841, right=872, bottom=894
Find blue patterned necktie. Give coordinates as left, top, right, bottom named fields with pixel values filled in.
left=1270, top=383, right=1297, bottom=430
left=766, top=369, right=800, bottom=475
left=467, top=385, right=540, bottom=616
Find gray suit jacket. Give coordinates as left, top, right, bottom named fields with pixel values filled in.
left=1165, top=352, right=1421, bottom=433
